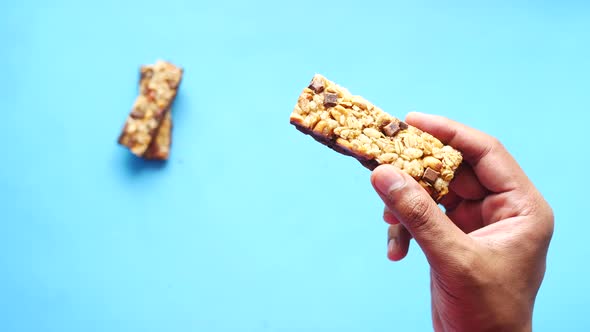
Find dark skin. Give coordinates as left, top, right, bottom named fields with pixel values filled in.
left=371, top=113, right=554, bottom=332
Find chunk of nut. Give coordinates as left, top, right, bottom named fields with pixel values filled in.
left=431, top=137, right=444, bottom=149
left=434, top=178, right=448, bottom=193
left=351, top=96, right=368, bottom=109
left=393, top=140, right=404, bottom=155
left=404, top=160, right=424, bottom=179
left=423, top=141, right=433, bottom=156
left=306, top=114, right=320, bottom=128
left=383, top=142, right=396, bottom=153
left=431, top=148, right=443, bottom=159
left=367, top=144, right=381, bottom=156
left=308, top=100, right=317, bottom=110
left=327, top=119, right=338, bottom=129
left=441, top=169, right=454, bottom=181
left=338, top=115, right=346, bottom=126
left=330, top=109, right=342, bottom=121
left=393, top=158, right=405, bottom=170
left=374, top=139, right=386, bottom=149
left=335, top=138, right=355, bottom=155
left=404, top=135, right=418, bottom=148
left=313, top=120, right=330, bottom=135
left=335, top=105, right=349, bottom=116
left=379, top=153, right=398, bottom=163
left=290, top=113, right=304, bottom=125
left=423, top=156, right=443, bottom=172
left=358, top=134, right=372, bottom=144
left=363, top=127, right=382, bottom=139
left=403, top=147, right=423, bottom=160
left=346, top=117, right=362, bottom=130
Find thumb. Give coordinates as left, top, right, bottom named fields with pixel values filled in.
left=371, top=165, right=471, bottom=265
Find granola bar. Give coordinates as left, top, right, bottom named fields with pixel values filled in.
left=118, top=60, right=183, bottom=158
left=289, top=74, right=463, bottom=201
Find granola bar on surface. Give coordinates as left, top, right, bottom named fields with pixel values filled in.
left=289, top=74, right=462, bottom=201
left=118, top=60, right=182, bottom=160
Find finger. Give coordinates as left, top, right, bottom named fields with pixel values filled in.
left=371, top=164, right=473, bottom=265
left=445, top=200, right=484, bottom=233
left=387, top=224, right=412, bottom=261
left=405, top=112, right=530, bottom=193
left=439, top=190, right=462, bottom=212
left=450, top=164, right=488, bottom=200
left=383, top=206, right=400, bottom=225
left=439, top=191, right=484, bottom=233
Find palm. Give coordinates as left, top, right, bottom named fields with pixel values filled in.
left=431, top=187, right=550, bottom=331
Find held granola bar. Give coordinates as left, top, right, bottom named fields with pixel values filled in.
left=289, top=74, right=463, bottom=201
left=118, top=60, right=183, bottom=158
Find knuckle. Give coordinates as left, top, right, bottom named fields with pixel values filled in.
left=485, top=135, right=507, bottom=157
left=545, top=203, right=555, bottom=225
left=544, top=203, right=555, bottom=226
left=489, top=135, right=501, bottom=146
left=528, top=195, right=555, bottom=245
left=488, top=135, right=504, bottom=150
left=453, top=253, right=478, bottom=277
left=436, top=250, right=481, bottom=281
left=539, top=204, right=555, bottom=243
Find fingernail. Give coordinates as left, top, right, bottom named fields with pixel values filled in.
left=388, top=237, right=398, bottom=253
left=375, top=167, right=406, bottom=195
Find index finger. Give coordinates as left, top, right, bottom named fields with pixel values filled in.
left=406, top=112, right=530, bottom=193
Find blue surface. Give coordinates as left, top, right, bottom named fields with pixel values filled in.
left=1, top=1, right=589, bottom=331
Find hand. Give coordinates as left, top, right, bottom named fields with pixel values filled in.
left=370, top=112, right=554, bottom=332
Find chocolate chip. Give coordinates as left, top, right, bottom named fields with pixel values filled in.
left=423, top=167, right=440, bottom=184
left=323, top=93, right=338, bottom=108
left=399, top=121, right=409, bottom=130
left=383, top=121, right=401, bottom=137
left=130, top=109, right=144, bottom=119
left=308, top=79, right=325, bottom=94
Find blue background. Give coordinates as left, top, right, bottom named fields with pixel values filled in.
left=1, top=1, right=588, bottom=331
